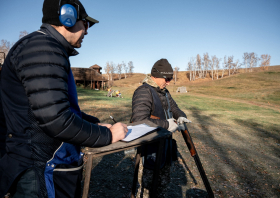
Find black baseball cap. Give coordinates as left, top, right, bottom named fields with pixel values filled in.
left=42, top=0, right=99, bottom=27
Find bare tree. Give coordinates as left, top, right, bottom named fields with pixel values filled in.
left=191, top=57, right=196, bottom=80
left=248, top=52, right=258, bottom=72
left=196, top=54, right=202, bottom=78
left=203, top=53, right=209, bottom=78
left=243, top=52, right=249, bottom=73
left=187, top=60, right=192, bottom=81
left=232, top=59, right=241, bottom=75
left=210, top=56, right=217, bottom=80
left=104, top=62, right=111, bottom=81
left=128, top=61, right=134, bottom=77
left=260, top=54, right=271, bottom=70
left=109, top=62, right=115, bottom=81
left=117, top=63, right=122, bottom=80
left=0, top=39, right=12, bottom=61
left=173, top=66, right=180, bottom=82
left=221, top=56, right=227, bottom=78
left=19, top=31, right=29, bottom=39
left=227, top=56, right=234, bottom=76
left=215, top=58, right=220, bottom=79
left=122, top=61, right=128, bottom=79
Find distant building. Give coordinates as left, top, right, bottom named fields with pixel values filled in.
left=89, top=64, right=102, bottom=74
left=71, top=64, right=108, bottom=90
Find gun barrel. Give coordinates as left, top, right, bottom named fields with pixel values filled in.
left=182, top=123, right=214, bottom=198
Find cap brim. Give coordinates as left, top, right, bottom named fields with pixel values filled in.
left=85, top=16, right=99, bottom=27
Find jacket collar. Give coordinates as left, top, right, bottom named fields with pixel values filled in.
left=142, top=75, right=167, bottom=94
left=39, top=23, right=79, bottom=57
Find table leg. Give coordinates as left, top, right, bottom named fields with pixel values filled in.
left=131, top=147, right=141, bottom=198
left=82, top=154, right=93, bottom=198
left=151, top=139, right=165, bottom=197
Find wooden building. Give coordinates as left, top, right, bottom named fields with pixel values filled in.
left=71, top=64, right=108, bottom=90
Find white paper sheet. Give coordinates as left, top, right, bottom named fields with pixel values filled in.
left=121, top=123, right=158, bottom=142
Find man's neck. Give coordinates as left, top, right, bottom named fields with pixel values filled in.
left=51, top=25, right=69, bottom=42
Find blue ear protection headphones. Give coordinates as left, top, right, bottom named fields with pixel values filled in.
left=58, top=0, right=80, bottom=27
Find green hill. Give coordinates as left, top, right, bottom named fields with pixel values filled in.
left=110, top=66, right=280, bottom=107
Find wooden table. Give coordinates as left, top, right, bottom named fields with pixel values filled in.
left=82, top=120, right=171, bottom=198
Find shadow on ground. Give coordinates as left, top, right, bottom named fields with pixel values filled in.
left=173, top=106, right=280, bottom=197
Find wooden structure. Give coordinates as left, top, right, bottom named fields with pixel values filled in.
left=71, top=65, right=108, bottom=89
left=90, top=64, right=102, bottom=74
left=82, top=120, right=172, bottom=198
left=106, top=89, right=115, bottom=97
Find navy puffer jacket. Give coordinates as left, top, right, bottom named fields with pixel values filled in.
left=0, top=24, right=111, bottom=196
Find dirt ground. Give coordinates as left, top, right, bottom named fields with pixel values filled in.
left=82, top=114, right=280, bottom=198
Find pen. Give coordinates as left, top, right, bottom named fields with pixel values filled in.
left=110, top=115, right=117, bottom=123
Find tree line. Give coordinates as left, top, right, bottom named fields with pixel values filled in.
left=0, top=31, right=136, bottom=82
left=104, top=61, right=134, bottom=81
left=185, top=52, right=271, bottom=81
left=0, top=31, right=29, bottom=65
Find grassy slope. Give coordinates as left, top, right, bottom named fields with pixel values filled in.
left=112, top=66, right=280, bottom=106
left=185, top=69, right=280, bottom=106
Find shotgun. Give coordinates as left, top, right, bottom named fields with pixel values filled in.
left=150, top=115, right=214, bottom=197
left=181, top=122, right=214, bottom=198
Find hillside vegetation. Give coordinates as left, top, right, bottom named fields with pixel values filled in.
left=111, top=66, right=280, bottom=107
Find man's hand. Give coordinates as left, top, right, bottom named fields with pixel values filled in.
left=98, top=123, right=112, bottom=128
left=167, top=118, right=179, bottom=132
left=177, top=117, right=192, bottom=131
left=110, top=122, right=128, bottom=143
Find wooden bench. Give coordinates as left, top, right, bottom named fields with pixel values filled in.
left=82, top=120, right=171, bottom=198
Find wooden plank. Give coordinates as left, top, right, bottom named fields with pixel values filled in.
left=85, top=121, right=170, bottom=155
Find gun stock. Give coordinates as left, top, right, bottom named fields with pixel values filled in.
left=181, top=128, right=196, bottom=157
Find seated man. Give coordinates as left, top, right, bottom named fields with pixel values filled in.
left=130, top=58, right=190, bottom=197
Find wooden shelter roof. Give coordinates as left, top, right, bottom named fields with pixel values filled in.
left=71, top=67, right=108, bottom=82
left=90, top=64, right=102, bottom=69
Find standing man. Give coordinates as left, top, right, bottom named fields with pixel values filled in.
left=131, top=58, right=190, bottom=197
left=0, top=0, right=127, bottom=197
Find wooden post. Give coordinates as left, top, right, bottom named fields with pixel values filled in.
left=82, top=153, right=93, bottom=198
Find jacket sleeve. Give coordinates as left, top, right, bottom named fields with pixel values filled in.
left=167, top=91, right=187, bottom=120
left=13, top=35, right=112, bottom=147
left=131, top=86, right=169, bottom=129
left=81, top=112, right=100, bottom=124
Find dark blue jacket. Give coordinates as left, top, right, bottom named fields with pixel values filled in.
left=0, top=24, right=112, bottom=197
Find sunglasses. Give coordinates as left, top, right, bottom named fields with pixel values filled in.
left=165, top=77, right=173, bottom=82
left=82, top=19, right=89, bottom=31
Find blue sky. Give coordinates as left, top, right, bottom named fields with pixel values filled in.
left=0, top=0, right=279, bottom=73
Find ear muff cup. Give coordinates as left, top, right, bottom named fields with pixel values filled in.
left=59, top=4, right=77, bottom=27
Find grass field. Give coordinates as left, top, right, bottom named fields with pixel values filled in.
left=78, top=67, right=280, bottom=197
